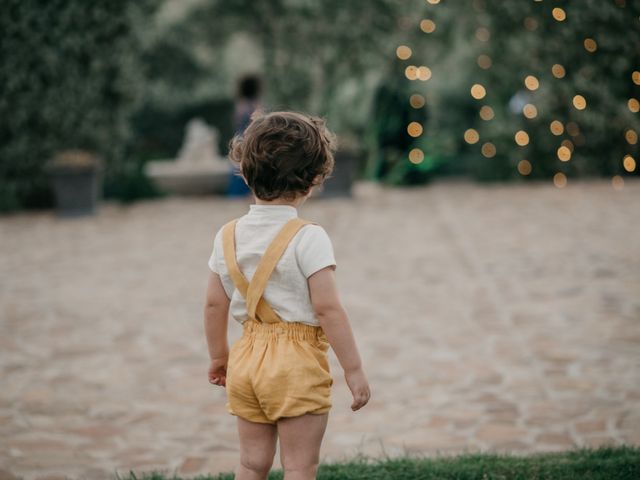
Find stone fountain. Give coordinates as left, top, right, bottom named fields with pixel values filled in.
left=145, top=118, right=230, bottom=195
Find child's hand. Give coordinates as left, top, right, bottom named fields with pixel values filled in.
left=345, top=368, right=370, bottom=411
left=208, top=356, right=228, bottom=387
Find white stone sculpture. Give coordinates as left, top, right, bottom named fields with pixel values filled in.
left=146, top=118, right=230, bottom=195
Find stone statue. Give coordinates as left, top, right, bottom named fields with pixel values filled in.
left=146, top=117, right=230, bottom=195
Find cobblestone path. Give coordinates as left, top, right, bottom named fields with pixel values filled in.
left=1, top=180, right=639, bottom=479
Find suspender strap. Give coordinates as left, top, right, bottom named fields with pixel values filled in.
left=222, top=219, right=281, bottom=323
left=245, top=218, right=313, bottom=321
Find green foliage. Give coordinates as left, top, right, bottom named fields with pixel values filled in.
left=143, top=0, right=404, bottom=134
left=116, top=445, right=640, bottom=480
left=0, top=0, right=155, bottom=211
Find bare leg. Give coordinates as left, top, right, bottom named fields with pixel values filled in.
left=278, top=413, right=328, bottom=480
left=235, top=417, right=278, bottom=480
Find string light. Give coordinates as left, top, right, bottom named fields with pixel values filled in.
left=407, top=122, right=423, bottom=137
left=557, top=145, right=572, bottom=161
left=633, top=71, right=640, bottom=86
left=409, top=94, right=425, bottom=108
left=550, top=120, right=564, bottom=135
left=625, top=129, right=638, bottom=144
left=524, top=17, right=538, bottom=31
left=623, top=154, right=636, bottom=172
left=396, top=45, right=412, bottom=60
left=475, top=27, right=490, bottom=42
left=572, top=94, right=587, bottom=110
left=552, top=7, right=566, bottom=21
left=481, top=142, right=496, bottom=157
left=612, top=175, right=624, bottom=190
left=477, top=54, right=492, bottom=69
left=409, top=148, right=424, bottom=164
left=464, top=128, right=480, bottom=144
left=517, top=160, right=532, bottom=175
left=479, top=105, right=494, bottom=120
left=583, top=38, right=597, bottom=53
left=523, top=104, right=538, bottom=118
left=561, top=139, right=574, bottom=151
left=405, top=65, right=418, bottom=80
left=420, top=19, right=436, bottom=33
left=551, top=64, right=566, bottom=78
left=515, top=130, right=530, bottom=146
left=628, top=98, right=640, bottom=113
left=417, top=66, right=432, bottom=81
left=524, top=75, right=539, bottom=90
left=553, top=172, right=567, bottom=188
left=566, top=122, right=580, bottom=136
left=470, top=84, right=487, bottom=99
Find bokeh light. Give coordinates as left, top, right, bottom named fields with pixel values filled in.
left=550, top=120, right=564, bottom=135
left=552, top=7, right=566, bottom=22
left=561, top=139, right=574, bottom=152
left=409, top=94, right=426, bottom=108
left=573, top=95, right=587, bottom=110
left=623, top=154, right=636, bottom=172
left=464, top=128, right=480, bottom=144
left=475, top=27, right=490, bottom=42
left=470, top=83, right=487, bottom=99
left=407, top=122, right=423, bottom=137
left=633, top=71, right=640, bottom=86
left=477, top=54, right=492, bottom=69
left=517, top=159, right=532, bottom=175
left=396, top=45, right=412, bottom=60
left=524, top=17, right=538, bottom=31
left=481, top=142, right=496, bottom=157
left=583, top=38, right=598, bottom=53
left=405, top=65, right=418, bottom=80
left=553, top=172, right=567, bottom=188
left=409, top=148, right=424, bottom=164
left=515, top=130, right=530, bottom=146
left=628, top=98, right=640, bottom=113
left=625, top=129, right=638, bottom=144
left=566, top=122, right=580, bottom=137
left=612, top=175, right=624, bottom=190
left=522, top=104, right=538, bottom=118
left=557, top=146, right=572, bottom=161
left=426, top=0, right=440, bottom=4
left=551, top=64, right=566, bottom=79
left=524, top=75, right=539, bottom=91
left=420, top=19, right=436, bottom=33
left=479, top=105, right=494, bottom=120
left=417, top=66, right=432, bottom=81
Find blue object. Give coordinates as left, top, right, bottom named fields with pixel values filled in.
left=227, top=164, right=251, bottom=197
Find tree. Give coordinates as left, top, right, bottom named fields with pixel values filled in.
left=0, top=0, right=154, bottom=211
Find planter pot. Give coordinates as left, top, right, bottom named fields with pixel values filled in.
left=46, top=151, right=102, bottom=217
left=315, top=148, right=364, bottom=198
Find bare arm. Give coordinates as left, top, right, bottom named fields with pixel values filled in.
left=308, top=266, right=370, bottom=410
left=204, top=271, right=230, bottom=385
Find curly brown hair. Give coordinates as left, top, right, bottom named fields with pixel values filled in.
left=228, top=111, right=337, bottom=201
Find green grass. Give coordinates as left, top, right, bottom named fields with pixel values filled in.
left=117, top=445, right=640, bottom=480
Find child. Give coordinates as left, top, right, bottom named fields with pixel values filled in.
left=203, top=111, right=371, bottom=480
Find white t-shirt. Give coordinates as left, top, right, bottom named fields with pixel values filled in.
left=208, top=204, right=337, bottom=326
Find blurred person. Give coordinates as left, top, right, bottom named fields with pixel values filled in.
left=227, top=74, right=263, bottom=197
left=204, top=111, right=370, bottom=480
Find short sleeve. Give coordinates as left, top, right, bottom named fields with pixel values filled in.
left=295, top=224, right=337, bottom=279
left=207, top=228, right=223, bottom=274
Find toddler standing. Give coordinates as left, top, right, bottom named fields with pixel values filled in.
left=203, top=111, right=371, bottom=480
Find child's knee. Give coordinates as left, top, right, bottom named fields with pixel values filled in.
left=240, top=451, right=274, bottom=475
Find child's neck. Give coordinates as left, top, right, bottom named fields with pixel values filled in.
left=254, top=196, right=306, bottom=208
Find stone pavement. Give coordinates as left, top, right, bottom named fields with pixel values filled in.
left=1, top=180, right=639, bottom=479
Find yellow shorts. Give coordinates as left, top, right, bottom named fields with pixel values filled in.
left=225, top=320, right=333, bottom=424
